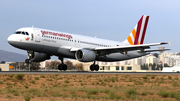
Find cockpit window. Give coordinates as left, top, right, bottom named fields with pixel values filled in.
left=15, top=31, right=22, bottom=34
left=25, top=32, right=29, bottom=35
left=14, top=31, right=29, bottom=36
left=21, top=32, right=25, bottom=35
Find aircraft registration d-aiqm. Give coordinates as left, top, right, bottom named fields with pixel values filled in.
left=8, top=15, right=170, bottom=71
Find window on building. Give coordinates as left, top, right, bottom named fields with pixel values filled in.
left=121, top=66, right=124, bottom=70
left=108, top=66, right=110, bottom=70
left=116, top=66, right=119, bottom=70
left=127, top=67, right=132, bottom=70
left=102, top=66, right=105, bottom=70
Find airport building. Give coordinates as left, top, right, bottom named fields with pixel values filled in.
left=0, top=63, right=9, bottom=71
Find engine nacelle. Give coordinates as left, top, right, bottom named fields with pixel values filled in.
left=28, top=52, right=50, bottom=62
left=75, top=49, right=96, bottom=62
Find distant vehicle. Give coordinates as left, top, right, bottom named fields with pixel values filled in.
left=7, top=15, right=170, bottom=71
left=162, top=67, right=180, bottom=72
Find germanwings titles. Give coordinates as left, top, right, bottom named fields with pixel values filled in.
left=7, top=15, right=170, bottom=71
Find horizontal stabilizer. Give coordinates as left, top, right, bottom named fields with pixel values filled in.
left=138, top=49, right=171, bottom=53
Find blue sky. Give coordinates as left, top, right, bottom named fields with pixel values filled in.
left=0, top=0, right=179, bottom=56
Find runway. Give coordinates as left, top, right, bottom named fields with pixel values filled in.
left=0, top=71, right=179, bottom=75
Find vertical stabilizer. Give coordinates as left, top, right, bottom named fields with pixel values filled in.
left=124, top=15, right=149, bottom=45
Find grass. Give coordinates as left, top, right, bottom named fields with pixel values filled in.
left=40, top=75, right=45, bottom=78
left=34, top=77, right=39, bottom=80
left=142, top=76, right=148, bottom=79
left=15, top=74, right=25, bottom=80
left=0, top=74, right=180, bottom=101
left=24, top=94, right=31, bottom=101
left=64, top=79, right=70, bottom=83
left=87, top=89, right=99, bottom=95
left=29, top=80, right=35, bottom=84
left=172, top=81, right=179, bottom=87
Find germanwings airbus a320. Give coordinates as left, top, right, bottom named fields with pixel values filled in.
left=7, top=15, right=170, bottom=71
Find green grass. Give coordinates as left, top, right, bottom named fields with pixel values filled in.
left=29, top=80, right=35, bottom=84
left=142, top=76, right=148, bottom=79
left=15, top=74, right=25, bottom=80
left=24, top=94, right=31, bottom=101
left=172, top=81, right=179, bottom=87
left=64, top=79, right=70, bottom=83
left=126, top=89, right=138, bottom=97
left=40, top=75, right=45, bottom=78
left=34, top=77, right=39, bottom=80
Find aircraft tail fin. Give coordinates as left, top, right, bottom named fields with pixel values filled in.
left=124, top=15, right=149, bottom=45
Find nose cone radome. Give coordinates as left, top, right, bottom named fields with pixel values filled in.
left=7, top=35, right=14, bottom=45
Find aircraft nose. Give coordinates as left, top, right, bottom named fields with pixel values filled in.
left=7, top=35, right=15, bottom=45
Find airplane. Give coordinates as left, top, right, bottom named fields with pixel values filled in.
left=7, top=15, right=170, bottom=71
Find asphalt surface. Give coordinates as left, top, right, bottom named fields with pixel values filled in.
left=0, top=71, right=179, bottom=75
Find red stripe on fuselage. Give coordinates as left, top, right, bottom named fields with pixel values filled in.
left=140, top=16, right=149, bottom=44
left=134, top=16, right=143, bottom=45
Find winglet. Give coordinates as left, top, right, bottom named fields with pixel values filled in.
left=168, top=41, right=172, bottom=46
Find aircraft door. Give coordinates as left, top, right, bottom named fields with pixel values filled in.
left=74, top=39, right=80, bottom=47
left=34, top=29, right=41, bottom=42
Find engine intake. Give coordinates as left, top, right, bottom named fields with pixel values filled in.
left=28, top=51, right=50, bottom=62
left=75, top=49, right=96, bottom=62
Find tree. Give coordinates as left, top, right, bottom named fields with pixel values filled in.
left=145, top=64, right=149, bottom=70
left=152, top=63, right=156, bottom=70
left=30, top=62, right=40, bottom=70
left=141, top=64, right=149, bottom=70
left=65, top=60, right=75, bottom=70
left=149, top=63, right=153, bottom=70
left=164, top=63, right=169, bottom=67
left=157, top=64, right=163, bottom=70
left=0, top=61, right=5, bottom=64
left=46, top=61, right=61, bottom=69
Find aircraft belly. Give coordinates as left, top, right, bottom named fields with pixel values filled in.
left=9, top=41, right=75, bottom=58
left=57, top=47, right=75, bottom=58
left=97, top=51, right=149, bottom=62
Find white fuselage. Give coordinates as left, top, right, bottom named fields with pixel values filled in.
left=7, top=27, right=149, bottom=62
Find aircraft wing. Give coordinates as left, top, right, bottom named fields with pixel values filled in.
left=70, top=42, right=168, bottom=54
left=94, top=42, right=168, bottom=54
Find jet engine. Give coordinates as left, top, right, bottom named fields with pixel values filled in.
left=75, top=49, right=96, bottom=62
left=28, top=51, right=50, bottom=62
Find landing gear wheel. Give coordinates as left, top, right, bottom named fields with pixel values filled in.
left=95, top=65, right=99, bottom=71
left=63, top=64, right=67, bottom=71
left=90, top=64, right=99, bottom=71
left=58, top=64, right=67, bottom=71
left=58, top=64, right=63, bottom=70
left=90, top=65, right=94, bottom=71
left=25, top=59, right=30, bottom=63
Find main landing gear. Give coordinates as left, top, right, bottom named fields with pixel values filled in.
left=90, top=61, right=99, bottom=71
left=58, top=57, right=67, bottom=71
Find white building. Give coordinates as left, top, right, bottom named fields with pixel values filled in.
left=146, top=55, right=159, bottom=65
